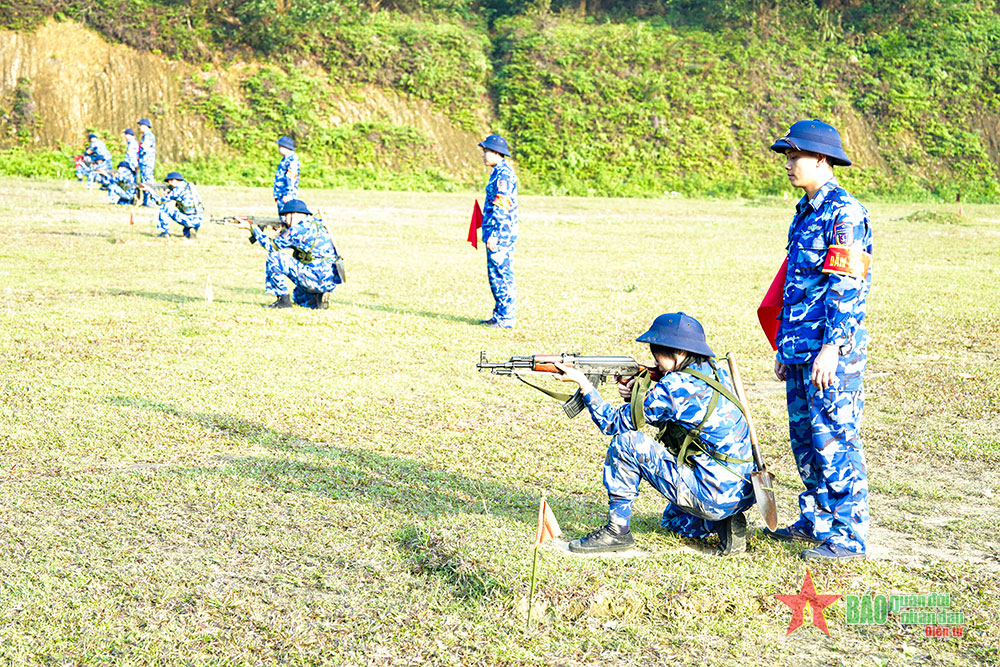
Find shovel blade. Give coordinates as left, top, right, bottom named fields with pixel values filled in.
left=752, top=469, right=778, bottom=531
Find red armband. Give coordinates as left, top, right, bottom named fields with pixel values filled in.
left=822, top=245, right=871, bottom=279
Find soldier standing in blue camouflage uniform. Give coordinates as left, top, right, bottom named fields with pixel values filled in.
left=478, top=134, right=518, bottom=329
left=554, top=313, right=756, bottom=555
left=273, top=136, right=300, bottom=214
left=237, top=199, right=341, bottom=309
left=107, top=161, right=137, bottom=205
left=123, top=128, right=139, bottom=174
left=137, top=118, right=156, bottom=207
left=141, top=171, right=204, bottom=239
left=765, top=119, right=873, bottom=562
left=84, top=133, right=113, bottom=189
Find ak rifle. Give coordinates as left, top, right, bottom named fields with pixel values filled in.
left=476, top=351, right=663, bottom=418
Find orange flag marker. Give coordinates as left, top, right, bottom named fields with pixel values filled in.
left=534, top=496, right=562, bottom=544
left=467, top=199, right=483, bottom=249
left=129, top=212, right=135, bottom=226
left=758, top=259, right=786, bottom=351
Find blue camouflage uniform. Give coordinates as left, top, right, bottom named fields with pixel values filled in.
left=151, top=181, right=203, bottom=236
left=138, top=130, right=156, bottom=204
left=251, top=216, right=341, bottom=308
left=85, top=139, right=113, bottom=187
left=107, top=166, right=137, bottom=205
left=581, top=360, right=755, bottom=539
left=482, top=160, right=518, bottom=327
left=124, top=135, right=139, bottom=173
left=273, top=153, right=300, bottom=210
left=777, top=176, right=872, bottom=554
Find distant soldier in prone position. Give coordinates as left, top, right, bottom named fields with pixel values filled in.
left=140, top=171, right=204, bottom=239
left=107, top=161, right=137, bottom=206
left=137, top=118, right=156, bottom=207
left=237, top=199, right=341, bottom=309
left=273, top=135, right=301, bottom=214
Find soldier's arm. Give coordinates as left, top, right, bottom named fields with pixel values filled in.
left=821, top=203, right=871, bottom=348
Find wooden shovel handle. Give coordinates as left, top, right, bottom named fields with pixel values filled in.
left=727, top=353, right=762, bottom=462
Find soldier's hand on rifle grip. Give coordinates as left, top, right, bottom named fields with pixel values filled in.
left=617, top=376, right=636, bottom=401
left=234, top=216, right=253, bottom=231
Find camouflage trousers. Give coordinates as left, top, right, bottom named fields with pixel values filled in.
left=785, top=363, right=870, bottom=552
left=138, top=164, right=155, bottom=205
left=157, top=208, right=202, bottom=234
left=86, top=162, right=111, bottom=188
left=107, top=184, right=135, bottom=205
left=603, top=430, right=754, bottom=537
left=486, top=244, right=516, bottom=327
left=265, top=252, right=336, bottom=307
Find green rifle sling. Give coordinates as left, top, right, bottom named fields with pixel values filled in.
left=628, top=359, right=751, bottom=471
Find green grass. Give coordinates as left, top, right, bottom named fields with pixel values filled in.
left=0, top=177, right=998, bottom=664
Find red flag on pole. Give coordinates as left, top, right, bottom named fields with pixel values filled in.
left=534, top=496, right=562, bottom=544
left=758, top=259, right=787, bottom=351
left=467, top=199, right=483, bottom=249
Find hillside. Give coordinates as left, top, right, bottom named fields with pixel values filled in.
left=1, top=0, right=998, bottom=200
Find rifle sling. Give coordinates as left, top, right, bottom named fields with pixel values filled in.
left=513, top=373, right=576, bottom=403
left=629, top=360, right=752, bottom=475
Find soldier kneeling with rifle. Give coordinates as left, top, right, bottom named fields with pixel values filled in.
left=552, top=313, right=756, bottom=555
left=236, top=199, right=342, bottom=309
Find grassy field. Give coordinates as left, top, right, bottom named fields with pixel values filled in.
left=1, top=177, right=998, bottom=665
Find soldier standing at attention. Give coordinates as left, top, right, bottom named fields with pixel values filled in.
left=237, top=199, right=341, bottom=309
left=137, top=118, right=156, bottom=207
left=478, top=134, right=518, bottom=329
left=553, top=313, right=755, bottom=556
left=140, top=171, right=204, bottom=239
left=273, top=136, right=300, bottom=214
left=765, top=119, right=873, bottom=562
left=123, top=128, right=139, bottom=174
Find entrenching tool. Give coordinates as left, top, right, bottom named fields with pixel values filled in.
left=726, top=354, right=778, bottom=531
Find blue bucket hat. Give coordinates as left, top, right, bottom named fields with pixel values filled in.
left=123, top=128, right=135, bottom=136
left=279, top=199, right=311, bottom=216
left=165, top=171, right=184, bottom=182
left=117, top=161, right=130, bottom=169
left=636, top=312, right=715, bottom=357
left=478, top=134, right=511, bottom=157
left=88, top=133, right=97, bottom=139
left=277, top=136, right=295, bottom=150
left=138, top=118, right=152, bottom=128
left=770, top=119, right=852, bottom=166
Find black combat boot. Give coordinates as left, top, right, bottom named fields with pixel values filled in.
left=568, top=523, right=634, bottom=554
left=715, top=512, right=747, bottom=556
left=183, top=227, right=198, bottom=239
left=265, top=294, right=292, bottom=309
left=316, top=292, right=332, bottom=310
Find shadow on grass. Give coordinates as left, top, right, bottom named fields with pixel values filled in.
left=337, top=299, right=481, bottom=325
left=104, top=395, right=594, bottom=598
left=102, top=289, right=255, bottom=305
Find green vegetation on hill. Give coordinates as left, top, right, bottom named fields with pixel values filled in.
left=2, top=0, right=999, bottom=200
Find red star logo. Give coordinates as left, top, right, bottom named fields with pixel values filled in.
left=774, top=569, right=842, bottom=635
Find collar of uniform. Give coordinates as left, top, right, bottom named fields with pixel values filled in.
left=796, top=177, right=840, bottom=214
